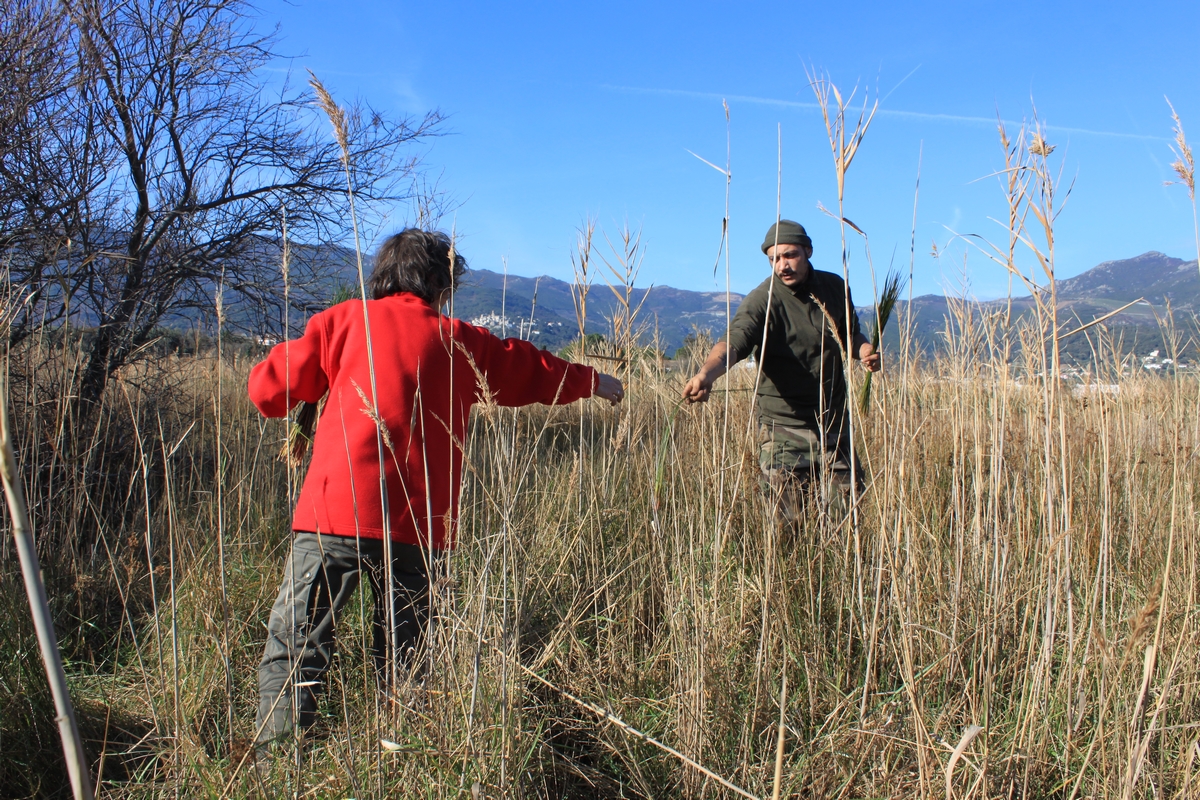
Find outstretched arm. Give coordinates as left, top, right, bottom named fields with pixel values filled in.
left=594, top=373, right=624, bottom=405
left=682, top=342, right=740, bottom=403
left=475, top=328, right=625, bottom=407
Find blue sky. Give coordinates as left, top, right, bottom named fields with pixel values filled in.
left=256, top=0, right=1199, bottom=301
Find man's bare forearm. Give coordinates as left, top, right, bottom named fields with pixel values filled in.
left=698, top=342, right=738, bottom=382
left=683, top=341, right=744, bottom=402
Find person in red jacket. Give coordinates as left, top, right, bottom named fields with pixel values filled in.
left=248, top=228, right=623, bottom=744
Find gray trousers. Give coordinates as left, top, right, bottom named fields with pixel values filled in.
left=255, top=532, right=439, bottom=742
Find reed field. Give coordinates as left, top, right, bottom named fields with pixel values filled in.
left=1, top=302, right=1198, bottom=799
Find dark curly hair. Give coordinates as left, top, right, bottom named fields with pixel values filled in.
left=367, top=228, right=467, bottom=303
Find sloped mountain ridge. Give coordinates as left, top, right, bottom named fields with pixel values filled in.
left=1055, top=251, right=1199, bottom=306
left=897, top=251, right=1200, bottom=362
left=449, top=268, right=742, bottom=352
left=292, top=245, right=1196, bottom=357
left=451, top=251, right=1199, bottom=356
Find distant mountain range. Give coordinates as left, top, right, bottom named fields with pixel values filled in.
left=895, top=251, right=1200, bottom=362
left=288, top=247, right=1199, bottom=360
left=446, top=251, right=1200, bottom=359
left=1056, top=251, right=1200, bottom=306
left=448, top=269, right=741, bottom=353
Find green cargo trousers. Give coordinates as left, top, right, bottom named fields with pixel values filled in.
left=255, top=532, right=439, bottom=743
left=758, top=410, right=862, bottom=522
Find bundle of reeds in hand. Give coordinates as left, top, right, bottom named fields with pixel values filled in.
left=858, top=270, right=905, bottom=415
left=280, top=398, right=323, bottom=467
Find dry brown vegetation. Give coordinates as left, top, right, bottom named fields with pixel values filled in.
left=1, top=308, right=1198, bottom=798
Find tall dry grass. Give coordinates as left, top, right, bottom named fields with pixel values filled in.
left=1, top=309, right=1197, bottom=798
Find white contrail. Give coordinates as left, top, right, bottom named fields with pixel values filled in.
left=601, top=84, right=1170, bottom=142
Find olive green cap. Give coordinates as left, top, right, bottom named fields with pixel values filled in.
left=761, top=220, right=812, bottom=254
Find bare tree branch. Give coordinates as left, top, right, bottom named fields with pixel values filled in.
left=0, top=0, right=443, bottom=420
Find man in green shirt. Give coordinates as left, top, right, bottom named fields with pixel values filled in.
left=682, top=220, right=880, bottom=518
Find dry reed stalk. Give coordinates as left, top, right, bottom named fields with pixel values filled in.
left=213, top=272, right=234, bottom=748
left=810, top=76, right=880, bottom=698
left=1166, top=100, right=1199, bottom=278
left=734, top=127, right=784, bottom=776
left=969, top=115, right=1078, bottom=786
left=524, top=276, right=540, bottom=341
left=119, top=383, right=168, bottom=717
left=714, top=100, right=736, bottom=564
left=1122, top=425, right=1183, bottom=798
left=155, top=413, right=188, bottom=785
left=509, top=650, right=762, bottom=800
left=0, top=373, right=92, bottom=799
left=770, top=672, right=787, bottom=800
left=571, top=220, right=595, bottom=518
left=309, top=70, right=399, bottom=705
left=596, top=222, right=651, bottom=359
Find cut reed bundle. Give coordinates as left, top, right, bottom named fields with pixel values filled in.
left=858, top=268, right=906, bottom=414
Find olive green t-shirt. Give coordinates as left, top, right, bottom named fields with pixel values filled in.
left=723, top=269, right=862, bottom=425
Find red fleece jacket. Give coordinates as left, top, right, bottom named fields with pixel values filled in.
left=248, top=293, right=597, bottom=549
